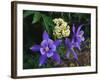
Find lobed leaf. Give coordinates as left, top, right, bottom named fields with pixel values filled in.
left=32, top=12, right=41, bottom=24
left=23, top=11, right=34, bottom=18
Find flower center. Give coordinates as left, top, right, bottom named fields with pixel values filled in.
left=45, top=46, right=49, bottom=52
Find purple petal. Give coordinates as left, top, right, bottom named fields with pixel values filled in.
left=30, top=45, right=40, bottom=51
left=72, top=24, right=75, bottom=34
left=51, top=45, right=56, bottom=51
left=79, top=31, right=84, bottom=36
left=66, top=50, right=70, bottom=58
left=54, top=39, right=62, bottom=46
left=48, top=39, right=54, bottom=45
left=49, top=44, right=56, bottom=52
left=41, top=40, right=48, bottom=47
left=52, top=52, right=60, bottom=64
left=77, top=36, right=84, bottom=42
left=81, top=37, right=85, bottom=41
left=40, top=48, right=46, bottom=55
left=76, top=25, right=83, bottom=35
left=47, top=51, right=53, bottom=57
left=65, top=38, right=71, bottom=48
left=74, top=42, right=81, bottom=51
left=43, top=31, right=49, bottom=40
left=39, top=54, right=47, bottom=66
left=72, top=36, right=75, bottom=44
left=48, top=39, right=56, bottom=51
left=76, top=37, right=82, bottom=43
left=71, top=49, right=78, bottom=60
left=65, top=38, right=69, bottom=45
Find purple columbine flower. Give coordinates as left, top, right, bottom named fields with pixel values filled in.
left=72, top=24, right=85, bottom=50
left=65, top=38, right=78, bottom=60
left=65, top=24, right=85, bottom=60
left=30, top=31, right=62, bottom=66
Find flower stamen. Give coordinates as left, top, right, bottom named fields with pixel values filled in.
left=45, top=46, right=49, bottom=52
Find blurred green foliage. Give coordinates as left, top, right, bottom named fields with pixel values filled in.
left=23, top=10, right=91, bottom=69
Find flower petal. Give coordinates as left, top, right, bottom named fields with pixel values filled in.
left=72, top=24, right=75, bottom=34
left=48, top=39, right=54, bottom=45
left=47, top=51, right=54, bottom=57
left=72, top=35, right=75, bottom=44
left=39, top=54, right=47, bottom=66
left=75, top=42, right=81, bottom=51
left=51, top=45, right=56, bottom=51
left=81, top=37, right=85, bottom=41
left=71, top=49, right=78, bottom=60
left=48, top=43, right=56, bottom=52
left=52, top=52, right=60, bottom=64
left=66, top=50, right=70, bottom=58
left=41, top=40, right=48, bottom=47
left=48, top=39, right=56, bottom=51
left=43, top=31, right=49, bottom=40
left=40, top=48, right=46, bottom=55
left=76, top=37, right=82, bottom=43
left=54, top=39, right=62, bottom=46
left=79, top=30, right=84, bottom=36
left=65, top=38, right=71, bottom=48
left=76, top=25, right=83, bottom=35
left=30, top=45, right=40, bottom=51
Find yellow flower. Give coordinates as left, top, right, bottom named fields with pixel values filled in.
left=61, top=22, right=67, bottom=28
left=63, top=30, right=70, bottom=37
left=53, top=31, right=62, bottom=39
left=66, top=25, right=70, bottom=29
left=56, top=34, right=62, bottom=39
left=53, top=18, right=70, bottom=38
left=53, top=18, right=67, bottom=27
left=60, top=25, right=67, bottom=30
left=54, top=26, right=61, bottom=32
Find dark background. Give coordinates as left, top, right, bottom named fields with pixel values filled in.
left=23, top=10, right=91, bottom=69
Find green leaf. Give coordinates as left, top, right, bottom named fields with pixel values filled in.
left=32, top=12, right=41, bottom=24
left=23, top=11, right=34, bottom=18
left=56, top=43, right=66, bottom=58
left=42, top=14, right=54, bottom=35
left=42, top=15, right=50, bottom=33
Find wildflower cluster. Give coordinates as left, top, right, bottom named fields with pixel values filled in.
left=30, top=18, right=85, bottom=66
left=53, top=18, right=70, bottom=38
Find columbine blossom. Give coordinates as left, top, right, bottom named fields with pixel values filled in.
left=65, top=38, right=78, bottom=60
left=30, top=31, right=62, bottom=66
left=72, top=24, right=85, bottom=50
left=65, top=24, right=85, bottom=60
